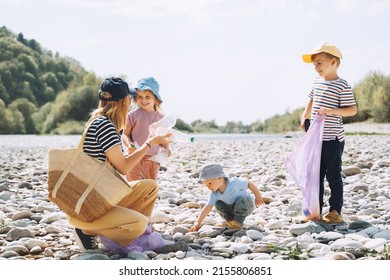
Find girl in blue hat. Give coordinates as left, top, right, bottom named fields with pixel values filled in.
left=122, top=77, right=170, bottom=181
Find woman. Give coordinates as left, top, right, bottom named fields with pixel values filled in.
left=68, top=77, right=172, bottom=251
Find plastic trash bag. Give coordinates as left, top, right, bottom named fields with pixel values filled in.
left=100, top=221, right=165, bottom=254
left=148, top=146, right=170, bottom=165
left=284, top=114, right=325, bottom=220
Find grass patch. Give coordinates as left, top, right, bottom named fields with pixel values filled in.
left=346, top=132, right=390, bottom=136
left=267, top=243, right=390, bottom=260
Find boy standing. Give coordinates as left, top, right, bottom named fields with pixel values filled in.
left=301, top=43, right=357, bottom=224
left=189, top=163, right=264, bottom=231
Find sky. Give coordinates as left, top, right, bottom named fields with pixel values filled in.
left=1, top=0, right=390, bottom=125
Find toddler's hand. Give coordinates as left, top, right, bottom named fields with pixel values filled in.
left=189, top=223, right=200, bottom=232
left=255, top=196, right=264, bottom=207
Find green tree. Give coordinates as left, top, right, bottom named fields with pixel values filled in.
left=371, top=77, right=390, bottom=122
left=18, top=53, right=38, bottom=75
left=4, top=107, right=24, bottom=133
left=28, top=39, right=41, bottom=53
left=352, top=71, right=384, bottom=120
left=0, top=77, right=9, bottom=104
left=8, top=98, right=38, bottom=133
left=51, top=120, right=85, bottom=135
left=192, top=119, right=221, bottom=133
left=0, top=99, right=9, bottom=133
left=175, top=118, right=194, bottom=132
left=32, top=102, right=53, bottom=134
left=250, top=119, right=264, bottom=133
left=17, top=32, right=28, bottom=45
left=222, top=121, right=250, bottom=133
left=41, top=84, right=98, bottom=133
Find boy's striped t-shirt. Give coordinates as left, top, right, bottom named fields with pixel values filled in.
left=309, top=77, right=356, bottom=142
left=83, top=116, right=122, bottom=161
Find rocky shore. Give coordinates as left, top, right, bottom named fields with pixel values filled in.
left=0, top=131, right=389, bottom=261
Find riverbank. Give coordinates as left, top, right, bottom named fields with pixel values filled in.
left=344, top=122, right=390, bottom=134
left=0, top=134, right=389, bottom=261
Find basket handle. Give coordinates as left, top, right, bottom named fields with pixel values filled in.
left=74, top=160, right=109, bottom=214
left=52, top=117, right=104, bottom=198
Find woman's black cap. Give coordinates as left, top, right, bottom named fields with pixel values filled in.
left=99, top=77, right=136, bottom=101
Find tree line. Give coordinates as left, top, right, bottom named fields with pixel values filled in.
left=0, top=26, right=389, bottom=135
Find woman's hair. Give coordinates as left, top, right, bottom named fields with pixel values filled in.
left=86, top=92, right=131, bottom=133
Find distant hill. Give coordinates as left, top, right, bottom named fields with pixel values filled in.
left=0, top=26, right=102, bottom=134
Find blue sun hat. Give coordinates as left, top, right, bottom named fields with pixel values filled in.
left=199, top=163, right=227, bottom=181
left=136, top=77, right=162, bottom=102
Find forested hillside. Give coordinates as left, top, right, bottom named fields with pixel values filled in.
left=0, top=26, right=101, bottom=134
left=0, top=26, right=389, bottom=135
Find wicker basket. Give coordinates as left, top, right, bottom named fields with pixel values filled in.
left=47, top=124, right=133, bottom=222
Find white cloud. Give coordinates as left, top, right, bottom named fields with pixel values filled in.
left=306, top=11, right=318, bottom=19
left=334, top=0, right=357, bottom=13
left=46, top=0, right=289, bottom=25
left=0, top=0, right=22, bottom=4
left=333, top=0, right=390, bottom=17
left=366, top=0, right=390, bottom=16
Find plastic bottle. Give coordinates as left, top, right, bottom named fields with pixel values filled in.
left=149, top=115, right=176, bottom=135
left=149, top=114, right=194, bottom=143
left=170, top=129, right=195, bottom=143
left=126, top=141, right=138, bottom=154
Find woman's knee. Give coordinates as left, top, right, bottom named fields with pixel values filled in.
left=127, top=179, right=158, bottom=198
left=143, top=179, right=159, bottom=197
left=116, top=217, right=147, bottom=237
left=99, top=217, right=147, bottom=241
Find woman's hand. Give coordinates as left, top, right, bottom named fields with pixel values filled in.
left=106, top=133, right=172, bottom=175
left=147, top=133, right=173, bottom=147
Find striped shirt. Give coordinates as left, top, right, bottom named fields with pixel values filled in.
left=83, top=116, right=122, bottom=161
left=309, top=77, right=356, bottom=142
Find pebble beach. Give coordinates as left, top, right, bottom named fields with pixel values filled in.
left=0, top=123, right=389, bottom=261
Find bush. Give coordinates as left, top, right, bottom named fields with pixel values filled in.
left=51, top=120, right=84, bottom=135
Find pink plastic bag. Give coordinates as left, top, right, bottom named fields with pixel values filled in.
left=284, top=114, right=325, bottom=220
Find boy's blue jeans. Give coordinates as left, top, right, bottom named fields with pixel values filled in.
left=215, top=196, right=255, bottom=224
left=319, top=138, right=345, bottom=215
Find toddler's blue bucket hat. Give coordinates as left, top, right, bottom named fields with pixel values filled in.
left=136, top=77, right=162, bottom=102
left=199, top=163, right=227, bottom=181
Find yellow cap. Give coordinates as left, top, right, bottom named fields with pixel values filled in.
left=302, top=43, right=342, bottom=63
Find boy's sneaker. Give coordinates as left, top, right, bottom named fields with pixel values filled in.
left=223, top=220, right=243, bottom=229
left=73, top=228, right=98, bottom=251
left=322, top=210, right=344, bottom=224
left=299, top=215, right=322, bottom=223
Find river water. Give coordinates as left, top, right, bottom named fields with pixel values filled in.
left=0, top=133, right=298, bottom=151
